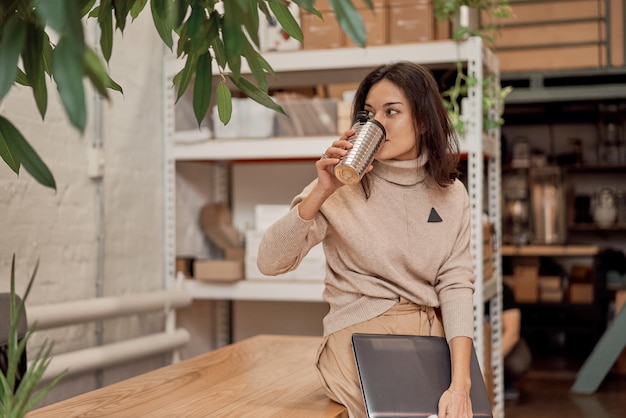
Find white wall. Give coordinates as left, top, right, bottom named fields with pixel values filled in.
left=0, top=13, right=167, bottom=406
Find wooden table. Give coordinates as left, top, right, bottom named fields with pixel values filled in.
left=28, top=335, right=347, bottom=417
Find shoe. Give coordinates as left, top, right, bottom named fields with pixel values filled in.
left=504, top=387, right=520, bottom=402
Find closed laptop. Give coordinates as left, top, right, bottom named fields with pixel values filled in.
left=352, top=333, right=493, bottom=418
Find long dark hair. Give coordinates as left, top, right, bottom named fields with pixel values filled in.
left=352, top=61, right=460, bottom=195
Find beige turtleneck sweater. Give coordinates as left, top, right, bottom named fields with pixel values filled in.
left=257, top=156, right=476, bottom=341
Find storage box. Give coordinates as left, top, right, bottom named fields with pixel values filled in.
left=490, top=0, right=613, bottom=72
left=344, top=7, right=387, bottom=47
left=512, top=258, right=539, bottom=302
left=568, top=283, right=594, bottom=303
left=539, top=275, right=563, bottom=302
left=274, top=97, right=340, bottom=136
left=301, top=11, right=344, bottom=49
left=194, top=259, right=244, bottom=282
left=388, top=1, right=434, bottom=44
left=176, top=257, right=193, bottom=278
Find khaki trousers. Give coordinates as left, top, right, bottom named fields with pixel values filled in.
left=315, top=298, right=445, bottom=418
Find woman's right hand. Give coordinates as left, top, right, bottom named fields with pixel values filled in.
left=314, top=130, right=355, bottom=193
left=298, top=130, right=357, bottom=221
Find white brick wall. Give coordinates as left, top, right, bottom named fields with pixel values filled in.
left=0, top=13, right=167, bottom=406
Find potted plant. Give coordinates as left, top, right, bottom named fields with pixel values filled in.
left=0, top=255, right=65, bottom=418
left=434, top=0, right=514, bottom=135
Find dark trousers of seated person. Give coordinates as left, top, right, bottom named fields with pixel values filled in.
left=504, top=337, right=532, bottom=389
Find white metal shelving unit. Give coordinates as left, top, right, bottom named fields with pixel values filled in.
left=164, top=36, right=504, bottom=416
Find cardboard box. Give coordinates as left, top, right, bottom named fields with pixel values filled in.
left=388, top=2, right=434, bottom=44
left=194, top=259, right=243, bottom=282
left=176, top=257, right=193, bottom=278
left=491, top=0, right=611, bottom=72
left=512, top=258, right=539, bottom=302
left=301, top=11, right=344, bottom=49
left=345, top=7, right=387, bottom=48
left=568, top=283, right=594, bottom=303
left=539, top=275, right=563, bottom=302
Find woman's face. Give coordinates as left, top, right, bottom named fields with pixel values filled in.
left=364, top=79, right=419, bottom=161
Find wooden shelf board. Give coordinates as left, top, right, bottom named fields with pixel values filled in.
left=501, top=245, right=600, bottom=257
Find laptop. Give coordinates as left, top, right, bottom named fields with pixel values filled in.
left=352, top=333, right=493, bottom=418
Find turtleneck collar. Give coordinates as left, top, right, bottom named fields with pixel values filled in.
left=370, top=153, right=428, bottom=186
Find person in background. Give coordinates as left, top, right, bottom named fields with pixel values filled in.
left=257, top=61, right=476, bottom=418
left=493, top=282, right=532, bottom=401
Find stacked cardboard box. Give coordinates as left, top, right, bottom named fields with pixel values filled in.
left=299, top=0, right=443, bottom=50
left=512, top=257, right=539, bottom=303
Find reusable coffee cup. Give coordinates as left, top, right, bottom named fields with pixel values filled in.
left=334, top=116, right=386, bottom=185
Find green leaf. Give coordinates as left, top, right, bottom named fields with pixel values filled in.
left=241, top=0, right=260, bottom=48
left=230, top=75, right=284, bottom=114
left=176, top=53, right=197, bottom=102
left=34, top=0, right=68, bottom=32
left=41, top=32, right=54, bottom=76
left=79, top=0, right=98, bottom=17
left=130, top=0, right=148, bottom=19
left=293, top=0, right=322, bottom=18
left=0, top=14, right=27, bottom=101
left=0, top=124, right=20, bottom=174
left=187, top=1, right=206, bottom=50
left=209, top=12, right=227, bottom=68
left=268, top=0, right=303, bottom=42
left=216, top=80, right=232, bottom=125
left=292, top=0, right=321, bottom=17
left=329, top=0, right=366, bottom=47
left=15, top=69, right=28, bottom=86
left=84, top=46, right=124, bottom=97
left=100, top=5, right=114, bottom=61
left=53, top=37, right=87, bottom=132
left=112, top=0, right=133, bottom=31
left=222, top=0, right=244, bottom=57
left=22, top=24, right=48, bottom=119
left=0, top=116, right=56, bottom=189
left=241, top=38, right=269, bottom=92
left=193, top=53, right=213, bottom=126
left=151, top=0, right=174, bottom=49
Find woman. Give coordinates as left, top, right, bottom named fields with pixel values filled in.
left=257, top=61, right=476, bottom=418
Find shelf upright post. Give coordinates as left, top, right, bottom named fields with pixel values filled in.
left=162, top=47, right=177, bottom=290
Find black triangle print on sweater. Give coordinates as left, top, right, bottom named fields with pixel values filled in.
left=428, top=208, right=442, bottom=222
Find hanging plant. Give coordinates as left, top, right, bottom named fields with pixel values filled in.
left=0, top=0, right=371, bottom=190
left=434, top=0, right=514, bottom=136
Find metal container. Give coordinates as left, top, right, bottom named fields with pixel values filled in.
left=334, top=118, right=386, bottom=185
left=529, top=166, right=567, bottom=244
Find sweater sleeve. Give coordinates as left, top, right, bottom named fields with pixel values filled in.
left=256, top=183, right=327, bottom=276
left=434, top=184, right=476, bottom=341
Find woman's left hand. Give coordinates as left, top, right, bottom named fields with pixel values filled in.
left=437, top=387, right=472, bottom=418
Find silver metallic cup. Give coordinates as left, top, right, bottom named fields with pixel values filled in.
left=334, top=119, right=386, bottom=185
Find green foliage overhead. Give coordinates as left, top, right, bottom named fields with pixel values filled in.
left=0, top=0, right=369, bottom=190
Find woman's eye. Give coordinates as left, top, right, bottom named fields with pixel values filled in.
left=386, top=108, right=399, bottom=116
